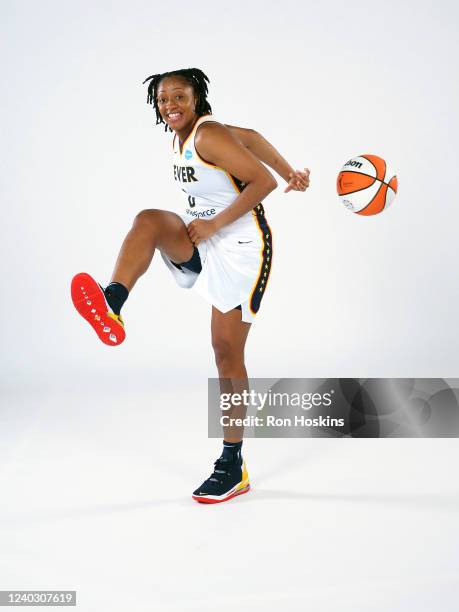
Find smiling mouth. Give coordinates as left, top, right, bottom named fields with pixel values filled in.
left=167, top=112, right=182, bottom=121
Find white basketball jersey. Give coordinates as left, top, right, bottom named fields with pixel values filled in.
left=172, top=115, right=256, bottom=234
left=162, top=114, right=273, bottom=321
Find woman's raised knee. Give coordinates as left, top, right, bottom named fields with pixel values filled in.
left=133, top=208, right=161, bottom=227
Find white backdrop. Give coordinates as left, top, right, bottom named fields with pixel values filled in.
left=2, top=3, right=459, bottom=611
left=2, top=0, right=459, bottom=392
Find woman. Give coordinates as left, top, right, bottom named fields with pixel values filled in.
left=71, top=68, right=309, bottom=504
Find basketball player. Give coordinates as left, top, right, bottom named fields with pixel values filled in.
left=71, top=68, right=309, bottom=504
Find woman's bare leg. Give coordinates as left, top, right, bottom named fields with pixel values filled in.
left=211, top=306, right=252, bottom=443
left=110, top=209, right=195, bottom=290
left=191, top=306, right=252, bottom=502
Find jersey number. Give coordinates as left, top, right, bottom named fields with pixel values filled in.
left=188, top=196, right=196, bottom=208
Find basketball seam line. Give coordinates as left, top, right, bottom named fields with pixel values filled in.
left=358, top=182, right=390, bottom=214
left=338, top=175, right=397, bottom=195
left=361, top=155, right=386, bottom=183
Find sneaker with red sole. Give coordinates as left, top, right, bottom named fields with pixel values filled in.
left=71, top=272, right=125, bottom=346
left=192, top=455, right=250, bottom=504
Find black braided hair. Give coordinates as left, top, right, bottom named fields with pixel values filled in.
left=142, top=68, right=212, bottom=132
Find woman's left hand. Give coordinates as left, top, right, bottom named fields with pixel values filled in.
left=284, top=168, right=310, bottom=193
left=187, top=218, right=218, bottom=246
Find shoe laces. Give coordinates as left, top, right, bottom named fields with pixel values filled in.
left=209, top=457, right=233, bottom=484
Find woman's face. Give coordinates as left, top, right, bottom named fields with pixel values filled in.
left=156, top=76, right=198, bottom=132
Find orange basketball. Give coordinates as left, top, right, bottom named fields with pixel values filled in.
left=337, top=154, right=398, bottom=215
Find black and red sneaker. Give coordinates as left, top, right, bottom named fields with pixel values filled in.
left=71, top=272, right=125, bottom=346
left=192, top=455, right=250, bottom=504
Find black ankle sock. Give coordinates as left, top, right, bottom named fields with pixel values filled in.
left=104, top=282, right=129, bottom=315
left=221, top=440, right=243, bottom=462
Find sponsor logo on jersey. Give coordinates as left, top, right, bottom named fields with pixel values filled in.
left=186, top=208, right=216, bottom=218
left=184, top=149, right=193, bottom=160
left=174, top=164, right=198, bottom=183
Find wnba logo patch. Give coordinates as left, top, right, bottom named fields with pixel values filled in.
left=184, top=149, right=193, bottom=160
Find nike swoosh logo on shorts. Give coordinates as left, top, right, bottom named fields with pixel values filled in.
left=238, top=240, right=252, bottom=244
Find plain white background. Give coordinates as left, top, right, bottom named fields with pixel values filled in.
left=1, top=1, right=459, bottom=610
left=2, top=0, right=459, bottom=389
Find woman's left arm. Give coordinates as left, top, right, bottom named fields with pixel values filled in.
left=226, top=124, right=310, bottom=193
left=187, top=122, right=277, bottom=245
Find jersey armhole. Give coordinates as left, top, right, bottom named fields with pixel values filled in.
left=193, top=120, right=243, bottom=195
left=194, top=120, right=222, bottom=167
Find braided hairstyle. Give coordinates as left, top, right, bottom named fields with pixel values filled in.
left=143, top=68, right=212, bottom=131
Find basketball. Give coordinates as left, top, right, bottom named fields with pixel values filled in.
left=336, top=154, right=398, bottom=215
